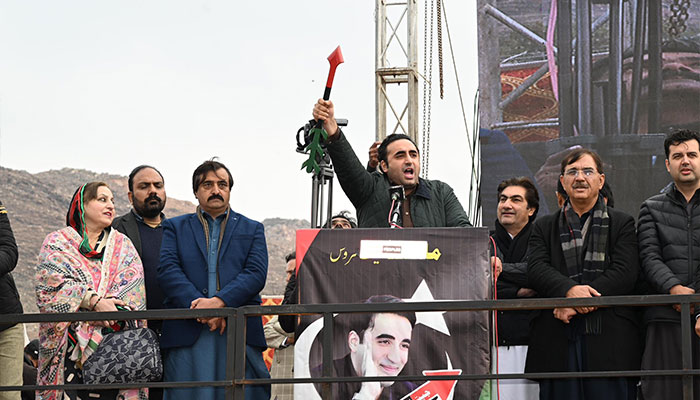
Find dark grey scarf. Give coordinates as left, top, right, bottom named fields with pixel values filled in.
left=558, top=194, right=608, bottom=335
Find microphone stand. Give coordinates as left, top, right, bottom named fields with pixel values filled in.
left=389, top=185, right=405, bottom=228
left=390, top=198, right=402, bottom=228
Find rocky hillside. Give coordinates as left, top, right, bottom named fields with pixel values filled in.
left=260, top=217, right=309, bottom=295
left=0, top=166, right=308, bottom=337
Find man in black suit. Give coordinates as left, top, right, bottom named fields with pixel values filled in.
left=525, top=149, right=641, bottom=400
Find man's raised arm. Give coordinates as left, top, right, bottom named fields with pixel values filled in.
left=312, top=99, right=377, bottom=209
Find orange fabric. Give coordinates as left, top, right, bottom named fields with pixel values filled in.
left=261, top=296, right=284, bottom=370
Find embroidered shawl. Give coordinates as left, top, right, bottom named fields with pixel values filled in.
left=35, top=226, right=147, bottom=400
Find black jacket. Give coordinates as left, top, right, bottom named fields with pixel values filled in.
left=326, top=130, right=471, bottom=228
left=638, top=185, right=700, bottom=323
left=112, top=210, right=144, bottom=255
left=525, top=208, right=641, bottom=373
left=0, top=201, right=22, bottom=332
left=278, top=273, right=297, bottom=334
left=112, top=209, right=167, bottom=325
left=491, top=220, right=534, bottom=346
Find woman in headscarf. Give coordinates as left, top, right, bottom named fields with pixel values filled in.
left=35, top=182, right=147, bottom=400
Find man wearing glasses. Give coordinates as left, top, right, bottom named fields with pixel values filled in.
left=525, top=149, right=641, bottom=400
left=158, top=159, right=271, bottom=400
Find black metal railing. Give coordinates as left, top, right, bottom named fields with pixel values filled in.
left=2, top=308, right=239, bottom=398
left=4, top=294, right=700, bottom=399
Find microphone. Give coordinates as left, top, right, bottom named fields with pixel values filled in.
left=388, top=186, right=405, bottom=228
left=389, top=185, right=405, bottom=201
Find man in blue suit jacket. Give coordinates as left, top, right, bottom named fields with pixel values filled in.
left=158, top=160, right=270, bottom=400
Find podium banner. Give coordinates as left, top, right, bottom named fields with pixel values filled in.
left=293, top=227, right=491, bottom=400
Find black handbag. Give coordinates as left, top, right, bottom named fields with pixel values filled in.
left=82, top=320, right=163, bottom=384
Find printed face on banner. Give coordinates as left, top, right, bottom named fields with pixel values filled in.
left=349, top=313, right=413, bottom=385
left=294, top=227, right=490, bottom=400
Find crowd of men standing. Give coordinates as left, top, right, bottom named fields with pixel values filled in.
left=488, top=129, right=700, bottom=400
left=0, top=94, right=699, bottom=400
left=313, top=98, right=700, bottom=399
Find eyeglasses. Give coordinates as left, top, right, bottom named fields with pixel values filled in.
left=200, top=181, right=229, bottom=190
left=563, top=168, right=597, bottom=178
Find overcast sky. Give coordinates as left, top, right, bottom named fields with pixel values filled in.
left=0, top=0, right=478, bottom=223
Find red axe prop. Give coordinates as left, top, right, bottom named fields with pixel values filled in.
left=322, top=46, right=344, bottom=101
left=301, top=46, right=344, bottom=174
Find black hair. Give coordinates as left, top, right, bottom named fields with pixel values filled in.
left=600, top=181, right=615, bottom=208
left=496, top=176, right=540, bottom=221
left=128, top=165, right=164, bottom=192
left=323, top=210, right=358, bottom=228
left=560, top=148, right=604, bottom=175
left=377, top=134, right=419, bottom=165
left=347, top=295, right=416, bottom=344
left=557, top=179, right=567, bottom=197
left=192, top=159, right=234, bottom=194
left=24, top=339, right=39, bottom=359
left=285, top=251, right=296, bottom=263
left=664, top=129, right=700, bottom=158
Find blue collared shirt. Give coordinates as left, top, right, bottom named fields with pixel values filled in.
left=202, top=210, right=227, bottom=295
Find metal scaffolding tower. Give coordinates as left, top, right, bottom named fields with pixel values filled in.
left=375, top=0, right=419, bottom=142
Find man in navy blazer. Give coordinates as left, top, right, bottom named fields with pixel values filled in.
left=158, top=159, right=270, bottom=400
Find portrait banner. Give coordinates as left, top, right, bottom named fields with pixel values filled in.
left=293, top=227, right=491, bottom=400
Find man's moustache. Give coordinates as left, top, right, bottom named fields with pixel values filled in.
left=208, top=194, right=224, bottom=201
left=146, top=195, right=162, bottom=203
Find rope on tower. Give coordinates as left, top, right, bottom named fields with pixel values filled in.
left=422, top=0, right=435, bottom=178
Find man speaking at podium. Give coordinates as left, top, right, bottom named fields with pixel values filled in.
left=312, top=99, right=471, bottom=228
